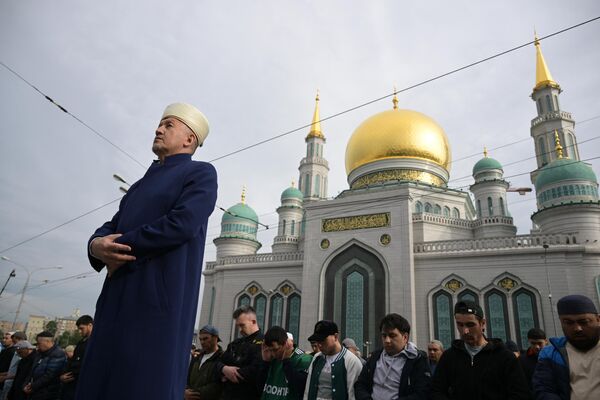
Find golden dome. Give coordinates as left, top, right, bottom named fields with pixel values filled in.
left=345, top=109, right=451, bottom=175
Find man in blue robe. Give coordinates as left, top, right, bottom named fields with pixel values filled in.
left=76, top=103, right=218, bottom=400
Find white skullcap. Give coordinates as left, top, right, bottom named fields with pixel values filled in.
left=287, top=332, right=294, bottom=341
left=161, top=103, right=210, bottom=146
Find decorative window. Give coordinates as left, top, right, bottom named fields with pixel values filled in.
left=315, top=175, right=321, bottom=197
left=487, top=197, right=494, bottom=216
left=432, top=290, right=454, bottom=349
left=291, top=220, right=295, bottom=235
left=499, top=197, right=505, bottom=216
left=539, top=138, right=548, bottom=165
left=485, top=290, right=510, bottom=342
left=238, top=294, right=250, bottom=307
left=269, top=294, right=284, bottom=328
left=434, top=204, right=442, bottom=215
left=254, top=294, right=267, bottom=330
left=286, top=294, right=301, bottom=341
left=477, top=200, right=482, bottom=218
left=308, top=143, right=313, bottom=157
left=569, top=185, right=575, bottom=196
left=452, top=208, right=460, bottom=219
left=551, top=188, right=557, bottom=199
left=513, top=289, right=539, bottom=349
left=443, top=206, right=450, bottom=217
left=304, top=174, right=311, bottom=196
left=537, top=98, right=543, bottom=114
left=345, top=270, right=365, bottom=347
left=553, top=95, right=559, bottom=110
left=425, top=203, right=432, bottom=213
left=415, top=201, right=423, bottom=213
left=546, top=95, right=553, bottom=112
left=282, top=220, right=286, bottom=236
left=458, top=289, right=479, bottom=305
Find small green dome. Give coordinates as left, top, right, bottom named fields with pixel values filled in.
left=281, top=186, right=303, bottom=201
left=222, top=203, right=258, bottom=224
left=535, top=158, right=598, bottom=190
left=473, top=157, right=503, bottom=175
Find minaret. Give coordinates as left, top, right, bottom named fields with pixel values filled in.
left=272, top=180, right=304, bottom=253
left=298, top=91, right=329, bottom=202
left=470, top=148, right=517, bottom=238
left=530, top=33, right=580, bottom=184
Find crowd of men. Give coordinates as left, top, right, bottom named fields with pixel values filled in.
left=0, top=316, right=92, bottom=400
left=185, top=294, right=598, bottom=400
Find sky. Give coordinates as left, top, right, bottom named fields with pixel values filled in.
left=1, top=1, right=599, bottom=327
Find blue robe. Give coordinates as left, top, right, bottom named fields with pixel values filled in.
left=77, top=153, right=217, bottom=400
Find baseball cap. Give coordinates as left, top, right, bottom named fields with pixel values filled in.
left=199, top=325, right=221, bottom=341
left=342, top=338, right=359, bottom=350
left=454, top=300, right=484, bottom=319
left=15, top=341, right=35, bottom=350
left=307, top=320, right=338, bottom=342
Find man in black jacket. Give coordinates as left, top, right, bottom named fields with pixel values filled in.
left=431, top=301, right=531, bottom=400
left=186, top=325, right=223, bottom=400
left=355, top=313, right=431, bottom=400
left=216, top=305, right=264, bottom=400
left=518, top=328, right=547, bottom=389
left=7, top=341, right=36, bottom=400
left=59, top=315, right=93, bottom=400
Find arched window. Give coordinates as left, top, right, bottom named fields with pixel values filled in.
left=425, top=203, right=432, bottom=213
left=291, top=220, right=295, bottom=235
left=499, top=197, right=505, bottom=216
left=304, top=174, right=311, bottom=196
left=563, top=133, right=571, bottom=158
left=545, top=95, right=553, bottom=112
left=537, top=98, right=543, bottom=114
left=433, top=290, right=454, bottom=349
left=415, top=201, right=423, bottom=213
left=513, top=289, right=539, bottom=349
left=434, top=204, right=442, bottom=215
left=254, top=294, right=267, bottom=330
left=208, top=287, right=216, bottom=325
left=553, top=95, right=559, bottom=111
left=487, top=197, right=494, bottom=216
left=443, top=206, right=450, bottom=217
left=308, top=143, right=313, bottom=157
left=269, top=294, right=284, bottom=328
left=238, top=294, right=250, bottom=308
left=477, top=200, right=482, bottom=218
left=345, top=270, right=365, bottom=347
left=458, top=289, right=479, bottom=305
left=452, top=208, right=460, bottom=219
left=539, top=138, right=548, bottom=165
left=286, top=294, right=301, bottom=343
left=281, top=220, right=286, bottom=236
left=315, top=175, right=321, bottom=197
left=485, top=290, right=510, bottom=342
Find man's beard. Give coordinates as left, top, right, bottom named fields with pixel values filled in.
left=568, top=333, right=600, bottom=351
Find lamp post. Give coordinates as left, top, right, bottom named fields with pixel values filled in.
left=1, top=256, right=62, bottom=329
left=0, top=269, right=16, bottom=297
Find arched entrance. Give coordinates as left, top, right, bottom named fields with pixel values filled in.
left=323, top=244, right=386, bottom=352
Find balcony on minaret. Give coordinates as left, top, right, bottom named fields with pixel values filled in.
left=531, top=110, right=573, bottom=127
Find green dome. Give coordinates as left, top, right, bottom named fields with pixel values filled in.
left=281, top=186, right=303, bottom=201
left=535, top=158, right=598, bottom=190
left=222, top=203, right=258, bottom=224
left=473, top=157, right=503, bottom=175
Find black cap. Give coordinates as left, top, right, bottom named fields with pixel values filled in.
left=527, top=327, right=547, bottom=340
left=505, top=340, right=519, bottom=352
left=557, top=294, right=598, bottom=315
left=307, top=320, right=338, bottom=342
left=454, top=300, right=484, bottom=319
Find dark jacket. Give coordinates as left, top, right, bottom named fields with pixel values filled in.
left=518, top=348, right=540, bottom=390
left=7, top=350, right=36, bottom=400
left=60, top=336, right=89, bottom=400
left=431, top=338, right=531, bottom=400
left=0, top=346, right=16, bottom=391
left=217, top=330, right=264, bottom=400
left=76, top=155, right=218, bottom=400
left=355, top=346, right=431, bottom=400
left=531, top=337, right=570, bottom=400
left=28, top=344, right=67, bottom=400
left=187, top=346, right=223, bottom=400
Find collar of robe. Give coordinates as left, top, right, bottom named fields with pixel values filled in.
left=154, top=153, right=192, bottom=166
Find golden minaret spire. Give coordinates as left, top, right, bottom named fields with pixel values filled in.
left=483, top=146, right=488, bottom=158
left=241, top=186, right=247, bottom=204
left=306, top=89, right=324, bottom=139
left=554, top=130, right=564, bottom=159
left=534, top=32, right=560, bottom=91
left=392, top=86, right=399, bottom=110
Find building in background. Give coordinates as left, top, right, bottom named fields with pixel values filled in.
left=199, top=39, right=600, bottom=352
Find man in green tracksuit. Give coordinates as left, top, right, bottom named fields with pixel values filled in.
left=258, top=326, right=313, bottom=400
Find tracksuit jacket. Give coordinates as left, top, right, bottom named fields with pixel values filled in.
left=531, top=337, right=570, bottom=400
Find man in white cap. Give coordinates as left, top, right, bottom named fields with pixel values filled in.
left=78, top=103, right=218, bottom=400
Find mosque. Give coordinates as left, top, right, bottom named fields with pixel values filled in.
left=198, top=38, right=600, bottom=352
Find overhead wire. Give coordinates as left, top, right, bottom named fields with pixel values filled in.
left=0, top=16, right=599, bottom=254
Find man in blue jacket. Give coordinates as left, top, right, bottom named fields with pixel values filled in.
left=532, top=294, right=600, bottom=400
left=355, top=313, right=431, bottom=400
left=24, top=331, right=66, bottom=400
left=77, top=103, right=218, bottom=400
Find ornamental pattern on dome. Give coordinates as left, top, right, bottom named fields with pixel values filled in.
left=351, top=169, right=445, bottom=189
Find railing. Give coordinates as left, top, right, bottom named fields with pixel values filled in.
left=471, top=216, right=514, bottom=227
left=273, top=236, right=299, bottom=243
left=205, top=251, right=304, bottom=269
left=531, top=110, right=572, bottom=127
left=299, top=157, right=329, bottom=168
left=414, top=233, right=579, bottom=253
left=412, top=213, right=472, bottom=228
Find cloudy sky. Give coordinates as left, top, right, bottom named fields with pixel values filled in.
left=1, top=1, right=599, bottom=326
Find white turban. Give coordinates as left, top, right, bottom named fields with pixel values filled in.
left=161, top=103, right=210, bottom=146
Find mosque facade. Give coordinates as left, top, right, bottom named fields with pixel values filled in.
left=198, top=39, right=600, bottom=352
